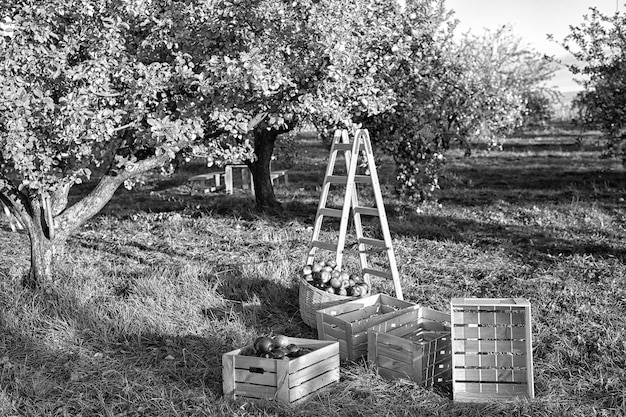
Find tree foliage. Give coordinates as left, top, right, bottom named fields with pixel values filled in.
left=562, top=7, right=626, bottom=160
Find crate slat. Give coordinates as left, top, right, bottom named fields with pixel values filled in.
left=453, top=368, right=528, bottom=383
left=289, top=355, right=338, bottom=388
left=289, top=368, right=340, bottom=403
left=234, top=383, right=278, bottom=400
left=333, top=305, right=383, bottom=324
left=453, top=326, right=527, bottom=340
left=234, top=368, right=276, bottom=386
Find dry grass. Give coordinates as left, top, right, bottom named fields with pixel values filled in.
left=1, top=128, right=625, bottom=416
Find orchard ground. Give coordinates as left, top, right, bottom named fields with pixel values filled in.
left=1, top=124, right=625, bottom=416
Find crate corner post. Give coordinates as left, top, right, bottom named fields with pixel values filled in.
left=222, top=351, right=236, bottom=398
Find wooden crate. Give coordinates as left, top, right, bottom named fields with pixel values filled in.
left=451, top=298, right=534, bottom=402
left=316, top=294, right=418, bottom=361
left=367, top=307, right=452, bottom=388
left=222, top=337, right=339, bottom=404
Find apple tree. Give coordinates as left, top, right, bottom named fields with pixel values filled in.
left=367, top=24, right=558, bottom=201
left=561, top=7, right=626, bottom=160
left=0, top=0, right=276, bottom=286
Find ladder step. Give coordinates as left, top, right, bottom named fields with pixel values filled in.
left=325, top=175, right=372, bottom=185
left=333, top=143, right=353, bottom=151
left=345, top=247, right=385, bottom=254
left=358, top=237, right=387, bottom=248
left=353, top=206, right=379, bottom=216
left=362, top=267, right=393, bottom=280
left=311, top=240, right=338, bottom=252
left=318, top=208, right=343, bottom=218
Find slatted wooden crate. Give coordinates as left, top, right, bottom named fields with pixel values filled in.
left=367, top=307, right=452, bottom=388
left=451, top=298, right=534, bottom=402
left=316, top=294, right=418, bottom=361
left=222, top=338, right=339, bottom=404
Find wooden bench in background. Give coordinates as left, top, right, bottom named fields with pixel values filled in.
left=188, top=163, right=289, bottom=195
left=225, top=163, right=289, bottom=195
left=187, top=170, right=226, bottom=193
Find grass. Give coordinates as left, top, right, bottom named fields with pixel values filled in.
left=1, top=126, right=626, bottom=416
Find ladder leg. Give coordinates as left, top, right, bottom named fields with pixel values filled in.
left=343, top=139, right=370, bottom=284
left=308, top=130, right=347, bottom=266
left=359, top=130, right=404, bottom=299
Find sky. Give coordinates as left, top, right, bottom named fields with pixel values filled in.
left=444, top=0, right=622, bottom=92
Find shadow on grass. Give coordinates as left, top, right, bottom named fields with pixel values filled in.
left=390, top=213, right=626, bottom=264
left=0, top=294, right=228, bottom=414
left=0, top=261, right=315, bottom=415
left=440, top=165, right=626, bottom=208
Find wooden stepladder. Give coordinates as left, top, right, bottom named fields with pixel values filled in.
left=307, top=128, right=403, bottom=300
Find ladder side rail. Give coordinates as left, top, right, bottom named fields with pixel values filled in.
left=343, top=135, right=371, bottom=285
left=307, top=130, right=345, bottom=265
left=334, top=129, right=357, bottom=269
left=358, top=130, right=404, bottom=300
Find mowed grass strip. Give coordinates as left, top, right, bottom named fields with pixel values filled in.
left=0, top=128, right=625, bottom=416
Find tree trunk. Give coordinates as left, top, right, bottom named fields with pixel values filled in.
left=248, top=129, right=281, bottom=209
left=21, top=195, right=67, bottom=287
left=24, top=222, right=66, bottom=288
left=1, top=153, right=172, bottom=287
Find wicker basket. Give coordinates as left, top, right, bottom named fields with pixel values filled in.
left=298, top=276, right=356, bottom=327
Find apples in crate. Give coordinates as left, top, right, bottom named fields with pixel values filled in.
left=301, top=260, right=370, bottom=297
left=238, top=335, right=313, bottom=360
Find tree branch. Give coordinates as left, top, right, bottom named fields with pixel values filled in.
left=56, top=153, right=171, bottom=235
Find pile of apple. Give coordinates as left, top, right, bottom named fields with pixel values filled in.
left=240, top=335, right=311, bottom=360
left=301, top=260, right=370, bottom=297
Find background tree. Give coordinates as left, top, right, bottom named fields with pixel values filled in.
left=562, top=6, right=626, bottom=160
left=368, top=24, right=558, bottom=201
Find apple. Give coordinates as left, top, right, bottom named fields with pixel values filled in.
left=320, top=270, right=332, bottom=283
left=327, top=259, right=337, bottom=269
left=325, top=286, right=335, bottom=294
left=312, top=262, right=323, bottom=273
left=329, top=277, right=342, bottom=289
left=350, top=286, right=362, bottom=297
left=271, top=346, right=289, bottom=359
left=273, top=334, right=289, bottom=348
left=286, top=344, right=300, bottom=355
left=240, top=346, right=256, bottom=356
left=253, top=336, right=274, bottom=354
left=302, top=265, right=312, bottom=275
left=331, top=269, right=341, bottom=279
left=336, top=287, right=348, bottom=296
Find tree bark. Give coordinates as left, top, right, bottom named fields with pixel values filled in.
left=248, top=129, right=281, bottom=209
